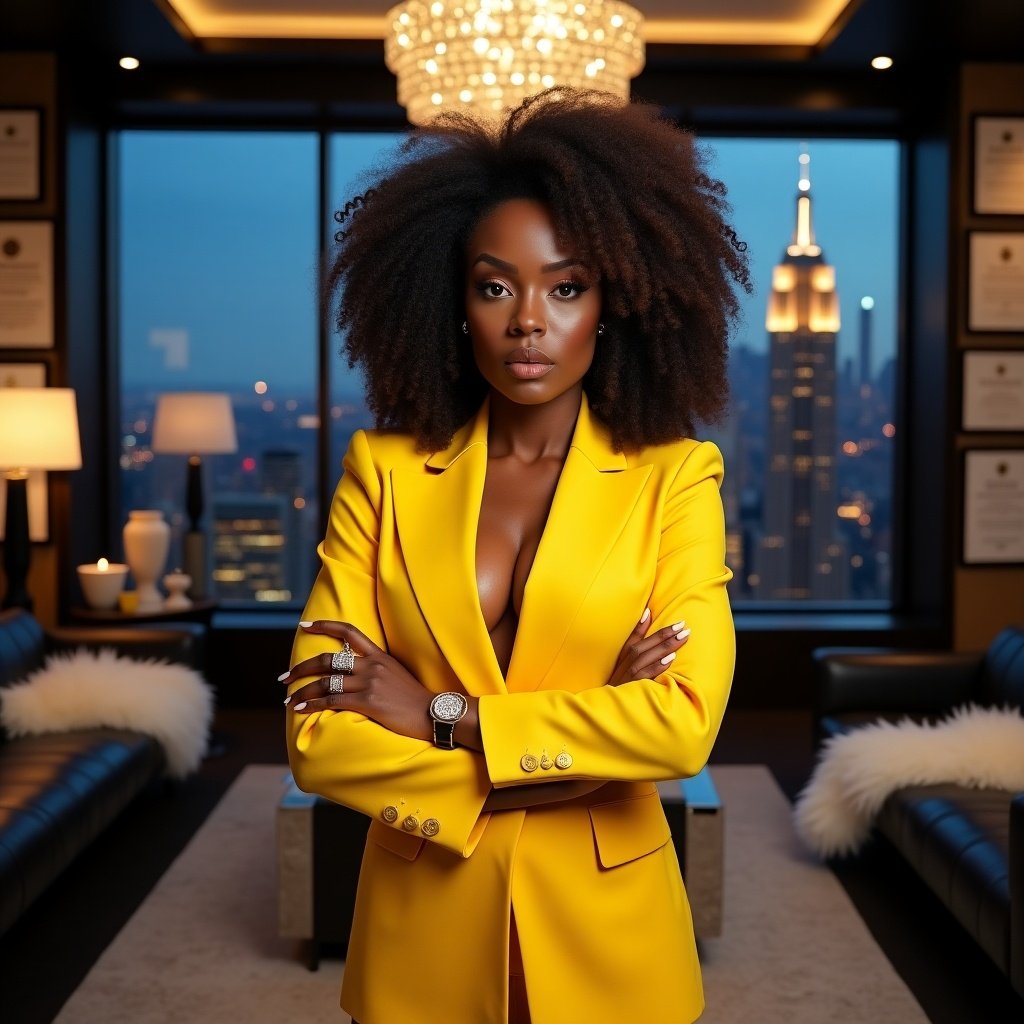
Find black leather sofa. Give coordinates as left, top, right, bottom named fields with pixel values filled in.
left=813, top=625, right=1024, bottom=998
left=0, top=608, right=205, bottom=937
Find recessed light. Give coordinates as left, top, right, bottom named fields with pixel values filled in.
left=119, top=56, right=141, bottom=71
left=871, top=56, right=893, bottom=70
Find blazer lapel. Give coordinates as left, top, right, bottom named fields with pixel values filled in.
left=391, top=400, right=508, bottom=697
left=505, top=396, right=652, bottom=693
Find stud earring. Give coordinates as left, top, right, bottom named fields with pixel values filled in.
left=461, top=321, right=469, bottom=335
left=597, top=323, right=605, bottom=336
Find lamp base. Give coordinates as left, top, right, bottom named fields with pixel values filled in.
left=183, top=530, right=208, bottom=601
left=1, top=475, right=32, bottom=613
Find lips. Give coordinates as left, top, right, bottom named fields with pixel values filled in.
left=505, top=347, right=553, bottom=365
left=502, top=346, right=555, bottom=380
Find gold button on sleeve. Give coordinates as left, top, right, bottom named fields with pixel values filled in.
left=402, top=815, right=419, bottom=832
left=555, top=752, right=573, bottom=770
left=520, top=753, right=538, bottom=773
left=540, top=754, right=553, bottom=770
left=381, top=805, right=400, bottom=823
left=421, top=818, right=440, bottom=837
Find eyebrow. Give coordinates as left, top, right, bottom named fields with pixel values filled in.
left=472, top=253, right=586, bottom=274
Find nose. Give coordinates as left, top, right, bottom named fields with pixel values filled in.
left=509, top=292, right=546, bottom=337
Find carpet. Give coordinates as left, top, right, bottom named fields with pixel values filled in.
left=54, top=764, right=927, bottom=1023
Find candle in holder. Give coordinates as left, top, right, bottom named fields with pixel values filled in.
left=78, top=557, right=129, bottom=610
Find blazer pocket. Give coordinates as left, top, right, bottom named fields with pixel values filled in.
left=588, top=789, right=672, bottom=869
left=368, top=820, right=426, bottom=862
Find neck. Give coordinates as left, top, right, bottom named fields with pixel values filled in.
left=486, top=385, right=582, bottom=463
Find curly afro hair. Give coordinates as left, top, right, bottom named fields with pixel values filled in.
left=327, top=87, right=749, bottom=452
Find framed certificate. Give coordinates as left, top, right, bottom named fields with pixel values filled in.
left=0, top=220, right=54, bottom=348
left=0, top=360, right=50, bottom=542
left=968, top=232, right=1024, bottom=333
left=0, top=108, right=42, bottom=201
left=963, top=449, right=1024, bottom=565
left=973, top=115, right=1024, bottom=216
left=963, top=351, right=1024, bottom=431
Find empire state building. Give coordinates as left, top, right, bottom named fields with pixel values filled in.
left=754, top=151, right=848, bottom=600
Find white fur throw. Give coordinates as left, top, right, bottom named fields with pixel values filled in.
left=794, top=704, right=1024, bottom=859
left=0, top=648, right=214, bottom=779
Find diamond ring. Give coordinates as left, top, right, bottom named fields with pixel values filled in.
left=331, top=648, right=356, bottom=674
left=328, top=674, right=345, bottom=694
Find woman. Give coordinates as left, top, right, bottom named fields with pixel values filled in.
left=282, top=88, right=748, bottom=1024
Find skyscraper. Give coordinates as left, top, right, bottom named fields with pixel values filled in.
left=754, top=151, right=848, bottom=600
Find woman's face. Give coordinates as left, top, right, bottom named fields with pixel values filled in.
left=464, top=198, right=601, bottom=406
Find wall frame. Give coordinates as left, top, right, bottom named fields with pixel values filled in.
left=962, top=350, right=1024, bottom=431
left=0, top=107, right=42, bottom=202
left=0, top=360, right=51, bottom=542
left=967, top=231, right=1024, bottom=333
left=972, top=114, right=1024, bottom=216
left=962, top=448, right=1024, bottom=565
left=0, top=220, right=53, bottom=348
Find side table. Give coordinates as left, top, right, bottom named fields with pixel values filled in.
left=68, top=600, right=218, bottom=628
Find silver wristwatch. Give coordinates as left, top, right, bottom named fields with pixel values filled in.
left=428, top=691, right=469, bottom=750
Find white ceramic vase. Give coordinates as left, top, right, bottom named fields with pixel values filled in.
left=123, top=510, right=171, bottom=613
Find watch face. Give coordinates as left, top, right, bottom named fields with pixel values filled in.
left=430, top=692, right=467, bottom=722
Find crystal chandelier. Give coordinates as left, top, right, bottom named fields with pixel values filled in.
left=384, top=0, right=646, bottom=126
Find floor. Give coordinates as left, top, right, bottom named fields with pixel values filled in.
left=1, top=707, right=1022, bottom=1023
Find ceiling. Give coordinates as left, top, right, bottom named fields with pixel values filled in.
left=158, top=0, right=857, bottom=46
left=6, top=0, right=1024, bottom=71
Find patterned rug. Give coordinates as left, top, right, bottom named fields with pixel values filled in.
left=54, top=764, right=926, bottom=1023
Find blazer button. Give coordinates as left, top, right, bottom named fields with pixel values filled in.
left=555, top=752, right=573, bottom=770
left=520, top=754, right=539, bottom=772
left=421, top=818, right=440, bottom=837
left=402, top=815, right=419, bottom=831
left=539, top=754, right=553, bottom=770
left=381, top=805, right=400, bottom=823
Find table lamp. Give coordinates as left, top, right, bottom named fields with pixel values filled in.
left=0, top=387, right=82, bottom=612
left=152, top=392, right=237, bottom=600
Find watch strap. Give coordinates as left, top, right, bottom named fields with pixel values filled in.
left=432, top=719, right=457, bottom=750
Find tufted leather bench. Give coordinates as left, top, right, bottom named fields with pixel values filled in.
left=0, top=609, right=204, bottom=937
left=813, top=625, right=1024, bottom=997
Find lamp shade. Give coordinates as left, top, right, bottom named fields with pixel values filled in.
left=152, top=392, right=238, bottom=455
left=0, top=388, right=82, bottom=470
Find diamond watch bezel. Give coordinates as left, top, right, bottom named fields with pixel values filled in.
left=429, top=691, right=468, bottom=723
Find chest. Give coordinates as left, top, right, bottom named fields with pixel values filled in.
left=475, top=455, right=563, bottom=628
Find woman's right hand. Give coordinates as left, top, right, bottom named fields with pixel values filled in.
left=605, top=609, right=690, bottom=687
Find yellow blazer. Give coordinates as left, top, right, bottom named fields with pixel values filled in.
left=287, top=393, right=734, bottom=1024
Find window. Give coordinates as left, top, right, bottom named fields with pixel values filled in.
left=115, top=128, right=900, bottom=611
left=703, top=139, right=900, bottom=605
left=117, top=131, right=319, bottom=606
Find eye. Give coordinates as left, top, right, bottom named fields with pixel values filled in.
left=476, top=280, right=510, bottom=299
left=552, top=280, right=589, bottom=299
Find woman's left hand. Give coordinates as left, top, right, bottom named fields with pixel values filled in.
left=281, top=621, right=433, bottom=742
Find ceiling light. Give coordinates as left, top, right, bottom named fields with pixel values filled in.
left=119, top=56, right=141, bottom=70
left=384, top=0, right=645, bottom=126
left=870, top=56, right=893, bottom=70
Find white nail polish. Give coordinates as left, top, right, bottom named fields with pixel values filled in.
left=298, top=621, right=313, bottom=628
left=277, top=671, right=290, bottom=682
left=293, top=702, right=307, bottom=711
left=676, top=628, right=691, bottom=640
left=671, top=621, right=685, bottom=632
left=283, top=696, right=291, bottom=705
left=660, top=652, right=676, bottom=665
left=640, top=607, right=650, bottom=623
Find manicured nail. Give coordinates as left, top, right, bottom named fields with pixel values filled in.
left=283, top=695, right=291, bottom=705
left=298, top=621, right=313, bottom=628
left=293, top=702, right=307, bottom=711
left=277, top=671, right=290, bottom=682
left=675, top=628, right=691, bottom=641
left=640, top=607, right=650, bottom=623
left=671, top=621, right=685, bottom=632
left=660, top=652, right=676, bottom=665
